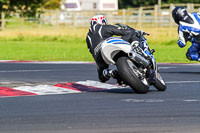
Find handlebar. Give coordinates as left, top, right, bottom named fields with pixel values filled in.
left=137, top=30, right=150, bottom=36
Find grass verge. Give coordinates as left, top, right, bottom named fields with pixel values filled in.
left=0, top=36, right=193, bottom=63
left=0, top=21, right=197, bottom=63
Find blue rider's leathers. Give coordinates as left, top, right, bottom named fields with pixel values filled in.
left=177, top=12, right=200, bottom=61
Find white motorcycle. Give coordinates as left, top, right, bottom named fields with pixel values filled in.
left=101, top=26, right=166, bottom=93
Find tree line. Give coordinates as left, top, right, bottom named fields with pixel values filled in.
left=0, top=0, right=60, bottom=17
left=119, top=0, right=200, bottom=8
left=0, top=0, right=199, bottom=16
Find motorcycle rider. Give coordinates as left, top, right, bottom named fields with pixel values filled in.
left=172, top=7, right=200, bottom=61
left=86, top=15, right=140, bottom=85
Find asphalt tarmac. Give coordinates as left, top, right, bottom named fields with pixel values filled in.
left=0, top=62, right=200, bottom=133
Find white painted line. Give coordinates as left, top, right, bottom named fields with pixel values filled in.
left=122, top=99, right=164, bottom=103
left=0, top=61, right=200, bottom=65
left=76, top=80, right=126, bottom=89
left=158, top=63, right=200, bottom=66
left=122, top=99, right=200, bottom=103
left=0, top=70, right=63, bottom=73
left=184, top=63, right=200, bottom=66
left=122, top=99, right=145, bottom=103
left=0, top=82, right=11, bottom=84
left=0, top=69, right=92, bottom=73
left=184, top=99, right=200, bottom=102
left=0, top=60, right=93, bottom=64
left=13, top=85, right=81, bottom=95
left=0, top=60, right=12, bottom=62
left=146, top=99, right=165, bottom=103
left=28, top=61, right=94, bottom=64
left=158, top=67, right=176, bottom=69
left=166, top=81, right=200, bottom=84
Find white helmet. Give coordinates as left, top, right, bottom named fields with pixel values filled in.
left=90, top=15, right=108, bottom=26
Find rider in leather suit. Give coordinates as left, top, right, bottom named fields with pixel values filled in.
left=172, top=7, right=200, bottom=61
left=86, top=15, right=140, bottom=84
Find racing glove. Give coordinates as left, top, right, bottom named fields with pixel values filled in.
left=177, top=40, right=186, bottom=48
left=136, top=30, right=150, bottom=36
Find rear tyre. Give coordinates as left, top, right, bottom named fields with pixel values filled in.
left=154, top=72, right=167, bottom=91
left=116, top=56, right=149, bottom=93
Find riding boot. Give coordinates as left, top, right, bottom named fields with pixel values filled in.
left=111, top=70, right=126, bottom=86
left=97, top=68, right=110, bottom=83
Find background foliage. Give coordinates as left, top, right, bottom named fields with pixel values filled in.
left=1, top=0, right=200, bottom=12
left=0, top=0, right=61, bottom=16
left=118, top=0, right=200, bottom=8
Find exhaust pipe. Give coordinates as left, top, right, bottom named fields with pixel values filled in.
left=128, top=51, right=150, bottom=68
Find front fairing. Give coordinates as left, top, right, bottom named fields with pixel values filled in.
left=142, top=40, right=157, bottom=71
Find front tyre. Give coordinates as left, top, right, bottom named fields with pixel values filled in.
left=154, top=72, right=167, bottom=91
left=116, top=56, right=149, bottom=93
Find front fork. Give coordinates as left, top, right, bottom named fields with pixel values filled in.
left=145, top=54, right=158, bottom=85
left=130, top=41, right=158, bottom=84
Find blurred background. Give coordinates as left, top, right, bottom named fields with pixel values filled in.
left=1, top=0, right=200, bottom=29
left=0, top=0, right=199, bottom=62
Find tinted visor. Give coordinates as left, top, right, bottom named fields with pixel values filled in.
left=102, top=19, right=107, bottom=25
left=91, top=21, right=97, bottom=26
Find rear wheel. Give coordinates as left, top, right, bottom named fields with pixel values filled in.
left=116, top=56, right=149, bottom=93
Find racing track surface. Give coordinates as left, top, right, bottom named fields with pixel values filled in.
left=0, top=62, right=200, bottom=133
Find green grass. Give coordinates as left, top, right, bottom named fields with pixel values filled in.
left=151, top=42, right=192, bottom=63
left=0, top=19, right=197, bottom=63
left=0, top=37, right=93, bottom=61
left=0, top=36, right=194, bottom=63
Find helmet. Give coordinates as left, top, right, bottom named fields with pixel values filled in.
left=172, top=7, right=188, bottom=24
left=90, top=15, right=108, bottom=26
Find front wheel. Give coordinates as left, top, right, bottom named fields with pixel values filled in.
left=154, top=72, right=167, bottom=91
left=116, top=56, right=149, bottom=93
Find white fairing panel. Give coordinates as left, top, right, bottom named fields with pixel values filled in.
left=101, top=37, right=131, bottom=64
